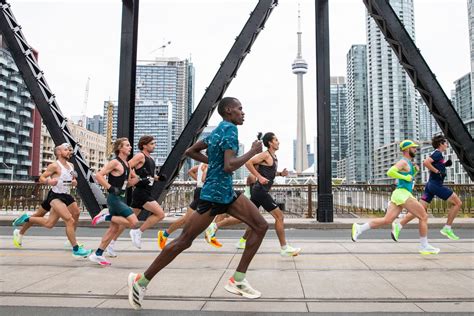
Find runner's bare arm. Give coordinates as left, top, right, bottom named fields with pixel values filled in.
left=224, top=140, right=262, bottom=173
left=185, top=140, right=208, bottom=164
left=95, top=160, right=119, bottom=190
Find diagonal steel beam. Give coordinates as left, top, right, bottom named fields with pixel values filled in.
left=364, top=0, right=474, bottom=180
left=0, top=1, right=106, bottom=215
left=152, top=0, right=279, bottom=202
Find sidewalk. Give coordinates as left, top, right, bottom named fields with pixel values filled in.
left=0, top=234, right=473, bottom=313
left=2, top=212, right=474, bottom=229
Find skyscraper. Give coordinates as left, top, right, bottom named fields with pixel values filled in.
left=418, top=94, right=439, bottom=141
left=86, top=114, right=104, bottom=135
left=453, top=73, right=473, bottom=136
left=346, top=45, right=369, bottom=183
left=0, top=35, right=34, bottom=181
left=366, top=0, right=418, bottom=182
left=330, top=76, right=348, bottom=179
left=103, top=57, right=195, bottom=171
left=292, top=6, right=309, bottom=174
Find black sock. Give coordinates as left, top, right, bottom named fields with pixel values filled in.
left=73, top=245, right=79, bottom=252
left=96, top=248, right=104, bottom=256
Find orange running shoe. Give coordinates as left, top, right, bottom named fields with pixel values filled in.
left=209, top=237, right=222, bottom=248
left=157, top=230, right=168, bottom=250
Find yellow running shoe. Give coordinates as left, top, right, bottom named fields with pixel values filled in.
left=209, top=237, right=222, bottom=248
left=13, top=229, right=22, bottom=249
left=157, top=230, right=168, bottom=250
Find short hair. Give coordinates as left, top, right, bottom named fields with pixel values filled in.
left=217, top=97, right=238, bottom=117
left=54, top=143, right=71, bottom=157
left=432, top=134, right=447, bottom=149
left=138, top=135, right=154, bottom=150
left=113, top=137, right=129, bottom=156
left=262, top=132, right=275, bottom=148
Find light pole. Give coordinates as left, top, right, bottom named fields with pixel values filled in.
left=1, top=162, right=14, bottom=200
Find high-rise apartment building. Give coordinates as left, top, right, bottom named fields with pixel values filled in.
left=453, top=73, right=473, bottom=137
left=0, top=35, right=35, bottom=181
left=366, top=0, right=419, bottom=182
left=330, top=76, right=348, bottom=179
left=346, top=45, right=369, bottom=183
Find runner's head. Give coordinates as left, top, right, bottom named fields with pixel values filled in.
left=399, top=139, right=418, bottom=158
left=54, top=143, right=72, bottom=159
left=262, top=132, right=279, bottom=150
left=432, top=134, right=448, bottom=151
left=217, top=97, right=244, bottom=125
left=114, top=137, right=131, bottom=157
left=138, top=135, right=156, bottom=153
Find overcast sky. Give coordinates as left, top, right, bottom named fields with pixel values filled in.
left=12, top=0, right=471, bottom=170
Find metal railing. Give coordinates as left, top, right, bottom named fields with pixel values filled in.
left=0, top=182, right=473, bottom=218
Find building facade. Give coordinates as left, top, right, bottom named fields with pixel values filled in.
left=453, top=73, right=473, bottom=137
left=366, top=0, right=419, bottom=181
left=330, top=76, right=348, bottom=179
left=0, top=35, right=35, bottom=181
left=346, top=45, right=369, bottom=183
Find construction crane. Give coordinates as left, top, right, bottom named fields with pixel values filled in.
left=80, top=77, right=90, bottom=127
left=106, top=100, right=114, bottom=158
left=149, top=40, right=171, bottom=57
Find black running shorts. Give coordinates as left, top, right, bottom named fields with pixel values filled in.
left=131, top=187, right=155, bottom=209
left=196, top=191, right=241, bottom=216
left=251, top=187, right=278, bottom=212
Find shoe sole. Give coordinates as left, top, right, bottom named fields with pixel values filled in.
left=419, top=250, right=440, bottom=255
left=391, top=232, right=398, bottom=242
left=281, top=249, right=301, bottom=257
left=440, top=231, right=459, bottom=241
left=224, top=284, right=261, bottom=299
left=128, top=273, right=142, bottom=310
left=351, top=224, right=357, bottom=242
left=73, top=249, right=93, bottom=259
left=89, top=257, right=112, bottom=266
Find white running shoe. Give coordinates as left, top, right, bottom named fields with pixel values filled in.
left=205, top=222, right=217, bottom=243
left=235, top=238, right=246, bottom=249
left=419, top=244, right=440, bottom=255
left=280, top=245, right=302, bottom=257
left=92, top=208, right=109, bottom=226
left=128, top=272, right=146, bottom=310
left=130, top=229, right=142, bottom=249
left=106, top=241, right=118, bottom=257
left=224, top=277, right=261, bottom=299
left=351, top=223, right=362, bottom=242
left=13, top=229, right=23, bottom=248
left=89, top=252, right=111, bottom=266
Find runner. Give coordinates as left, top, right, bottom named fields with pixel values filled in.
left=392, top=135, right=462, bottom=241
left=12, top=143, right=91, bottom=258
left=88, top=138, right=140, bottom=266
left=351, top=140, right=440, bottom=255
left=127, top=97, right=268, bottom=310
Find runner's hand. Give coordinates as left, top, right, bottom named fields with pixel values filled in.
left=280, top=168, right=289, bottom=177
left=251, top=140, right=262, bottom=154
left=258, top=175, right=269, bottom=185
left=48, top=178, right=59, bottom=186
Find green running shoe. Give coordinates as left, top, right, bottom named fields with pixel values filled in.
left=440, top=227, right=460, bottom=241
left=391, top=223, right=401, bottom=242
left=12, top=213, right=29, bottom=227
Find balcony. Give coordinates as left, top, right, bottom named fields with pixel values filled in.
left=19, top=110, right=31, bottom=118
left=24, top=102, right=35, bottom=109
left=24, top=141, right=33, bottom=147
left=3, top=147, right=14, bottom=154
left=5, top=84, right=18, bottom=92
left=20, top=91, right=31, bottom=98
left=0, top=69, right=9, bottom=77
left=10, top=76, right=22, bottom=84
left=6, top=137, right=19, bottom=144
left=23, top=121, right=34, bottom=128
left=18, top=130, right=30, bottom=137
left=9, top=96, right=21, bottom=104
left=3, top=126, right=15, bottom=133
left=0, top=102, right=4, bottom=109
left=0, top=80, right=6, bottom=87
left=16, top=170, right=28, bottom=176
left=17, top=150, right=29, bottom=156
left=6, top=105, right=16, bottom=112
left=0, top=91, right=7, bottom=99
left=0, top=56, right=8, bottom=65
left=0, top=113, right=5, bottom=120
left=5, top=158, right=18, bottom=164
left=21, top=160, right=32, bottom=167
left=8, top=117, right=20, bottom=124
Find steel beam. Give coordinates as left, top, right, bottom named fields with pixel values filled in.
left=152, top=0, right=279, bottom=202
left=364, top=0, right=474, bottom=180
left=0, top=1, right=106, bottom=216
left=315, top=0, right=333, bottom=222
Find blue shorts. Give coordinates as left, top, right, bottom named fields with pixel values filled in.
left=421, top=182, right=453, bottom=203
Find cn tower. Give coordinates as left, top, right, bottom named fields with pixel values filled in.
left=292, top=6, right=309, bottom=174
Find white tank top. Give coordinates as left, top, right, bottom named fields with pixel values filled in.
left=196, top=163, right=205, bottom=188
left=52, top=160, right=74, bottom=194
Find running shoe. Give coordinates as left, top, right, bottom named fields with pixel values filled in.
left=205, top=222, right=217, bottom=243
left=130, top=229, right=142, bottom=249
left=92, top=208, right=109, bottom=226
left=440, top=227, right=460, bottom=241
left=419, top=244, right=440, bottom=255
left=12, top=213, right=29, bottom=227
left=157, top=230, right=168, bottom=250
left=128, top=272, right=146, bottom=310
left=89, top=252, right=111, bottom=266
left=106, top=241, right=118, bottom=258
left=235, top=237, right=246, bottom=249
left=64, top=240, right=85, bottom=249
left=209, top=237, right=222, bottom=248
left=72, top=246, right=93, bottom=258
left=224, top=277, right=261, bottom=299
left=351, top=223, right=362, bottom=242
left=280, top=245, right=301, bottom=257
left=391, top=222, right=401, bottom=242
left=13, top=229, right=22, bottom=249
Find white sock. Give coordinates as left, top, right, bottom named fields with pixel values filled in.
left=109, top=239, right=115, bottom=246
left=398, top=223, right=403, bottom=230
left=420, top=236, right=428, bottom=247
left=360, top=223, right=371, bottom=232
left=18, top=233, right=23, bottom=242
left=281, top=245, right=288, bottom=250
left=443, top=225, right=451, bottom=230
